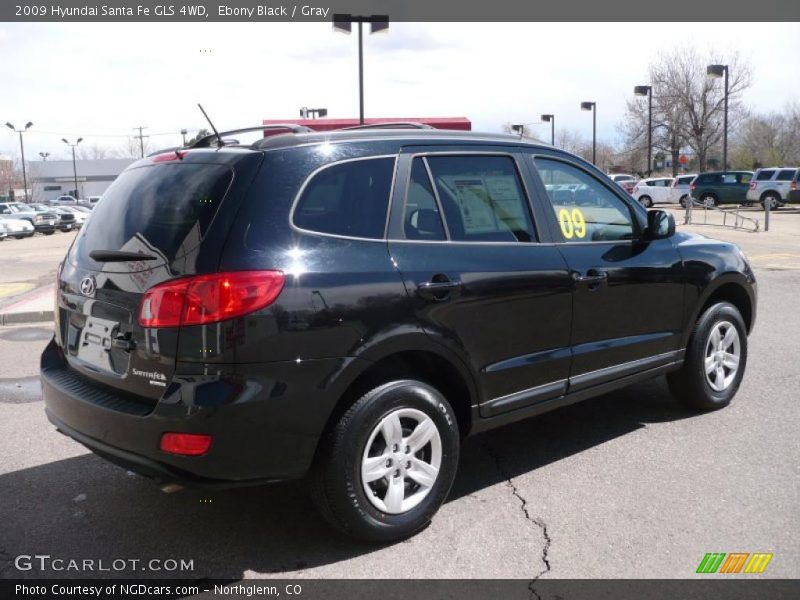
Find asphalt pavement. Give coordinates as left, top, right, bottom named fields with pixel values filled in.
left=0, top=211, right=797, bottom=582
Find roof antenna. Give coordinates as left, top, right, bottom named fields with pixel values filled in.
left=197, top=103, right=222, bottom=147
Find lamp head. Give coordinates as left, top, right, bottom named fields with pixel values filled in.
left=370, top=18, right=390, bottom=34
left=61, top=138, right=69, bottom=144
left=332, top=14, right=352, bottom=34
left=541, top=114, right=553, bottom=122
left=318, top=108, right=328, bottom=118
left=5, top=122, right=14, bottom=131
left=707, top=64, right=727, bottom=78
left=511, top=124, right=524, bottom=134
left=76, top=137, right=83, bottom=144
left=580, top=102, right=595, bottom=111
left=24, top=122, right=33, bottom=130
left=634, top=85, right=651, bottom=96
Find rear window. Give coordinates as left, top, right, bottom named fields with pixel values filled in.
left=697, top=174, right=718, bottom=184
left=776, top=169, right=796, bottom=181
left=756, top=170, right=775, bottom=181
left=293, top=157, right=395, bottom=239
left=677, top=176, right=694, bottom=184
left=73, top=163, right=233, bottom=269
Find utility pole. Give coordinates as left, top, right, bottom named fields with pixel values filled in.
left=133, top=126, right=149, bottom=158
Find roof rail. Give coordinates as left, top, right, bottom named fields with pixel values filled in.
left=190, top=124, right=315, bottom=148
left=339, top=122, right=434, bottom=131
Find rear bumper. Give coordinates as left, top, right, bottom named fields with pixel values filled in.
left=34, top=223, right=56, bottom=232
left=41, top=339, right=360, bottom=487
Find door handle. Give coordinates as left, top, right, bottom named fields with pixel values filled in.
left=417, top=278, right=462, bottom=301
left=572, top=269, right=608, bottom=285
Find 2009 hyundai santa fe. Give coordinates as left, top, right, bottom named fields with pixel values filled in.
left=41, top=125, right=756, bottom=541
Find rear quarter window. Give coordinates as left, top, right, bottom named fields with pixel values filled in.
left=776, top=170, right=796, bottom=181
left=293, top=157, right=395, bottom=239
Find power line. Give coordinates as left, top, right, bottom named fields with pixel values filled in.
left=133, top=126, right=149, bottom=158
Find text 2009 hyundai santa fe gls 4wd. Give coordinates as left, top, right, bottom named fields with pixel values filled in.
left=41, top=126, right=756, bottom=541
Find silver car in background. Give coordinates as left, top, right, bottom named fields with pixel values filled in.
left=746, top=167, right=799, bottom=210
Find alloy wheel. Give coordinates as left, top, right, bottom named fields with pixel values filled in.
left=361, top=408, right=442, bottom=514
left=704, top=321, right=741, bottom=392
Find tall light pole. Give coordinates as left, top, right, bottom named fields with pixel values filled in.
left=707, top=64, right=729, bottom=170
left=180, top=129, right=188, bottom=146
left=5, top=121, right=33, bottom=202
left=62, top=137, right=83, bottom=199
left=39, top=152, right=50, bottom=161
left=580, top=102, right=596, bottom=165
left=333, top=14, right=389, bottom=124
left=511, top=124, right=525, bottom=138
left=541, top=114, right=555, bottom=145
left=634, top=85, right=653, bottom=176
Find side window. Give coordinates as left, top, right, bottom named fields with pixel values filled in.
left=534, top=158, right=635, bottom=243
left=425, top=155, right=535, bottom=243
left=739, top=173, right=753, bottom=184
left=776, top=170, right=795, bottom=181
left=756, top=170, right=775, bottom=181
left=403, top=158, right=446, bottom=241
left=293, top=157, right=395, bottom=239
left=722, top=174, right=737, bottom=184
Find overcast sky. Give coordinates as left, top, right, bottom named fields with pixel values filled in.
left=1, top=22, right=798, bottom=160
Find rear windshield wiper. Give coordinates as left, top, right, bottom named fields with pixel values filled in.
left=89, top=250, right=159, bottom=262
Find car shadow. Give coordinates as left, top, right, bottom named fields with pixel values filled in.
left=0, top=377, right=697, bottom=579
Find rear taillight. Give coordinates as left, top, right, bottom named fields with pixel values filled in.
left=160, top=432, right=212, bottom=456
left=792, top=181, right=797, bottom=192
left=690, top=183, right=697, bottom=191
left=139, top=270, right=285, bottom=328
left=749, top=182, right=756, bottom=190
left=152, top=151, right=187, bottom=163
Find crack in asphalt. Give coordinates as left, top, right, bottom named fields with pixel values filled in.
left=484, top=435, right=552, bottom=599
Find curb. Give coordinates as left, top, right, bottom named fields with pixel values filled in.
left=0, top=310, right=55, bottom=325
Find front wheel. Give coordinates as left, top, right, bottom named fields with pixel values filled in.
left=42, top=230, right=56, bottom=235
left=310, top=380, right=460, bottom=542
left=638, top=195, right=653, bottom=208
left=667, top=302, right=747, bottom=410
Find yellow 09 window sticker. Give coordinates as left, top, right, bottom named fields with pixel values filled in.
left=557, top=208, right=587, bottom=239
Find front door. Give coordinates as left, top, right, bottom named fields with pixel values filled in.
left=387, top=151, right=574, bottom=416
left=526, top=154, right=685, bottom=391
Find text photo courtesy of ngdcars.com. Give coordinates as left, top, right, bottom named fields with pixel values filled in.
left=0, top=1, right=798, bottom=599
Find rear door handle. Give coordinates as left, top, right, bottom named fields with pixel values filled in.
left=572, top=269, right=608, bottom=285
left=417, top=279, right=462, bottom=301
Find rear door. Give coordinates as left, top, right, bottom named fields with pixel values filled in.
left=525, top=152, right=685, bottom=388
left=56, top=153, right=260, bottom=399
left=387, top=148, right=574, bottom=416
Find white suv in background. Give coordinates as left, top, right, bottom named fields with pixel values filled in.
left=746, top=167, right=799, bottom=210
left=632, top=177, right=675, bottom=207
left=669, top=174, right=697, bottom=207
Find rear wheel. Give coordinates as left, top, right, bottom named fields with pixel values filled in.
left=700, top=193, right=718, bottom=207
left=667, top=302, right=747, bottom=410
left=761, top=193, right=780, bottom=211
left=43, top=230, right=55, bottom=236
left=679, top=195, right=689, bottom=208
left=639, top=195, right=653, bottom=208
left=310, top=380, right=460, bottom=542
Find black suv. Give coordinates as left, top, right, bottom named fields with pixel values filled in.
left=41, top=126, right=756, bottom=541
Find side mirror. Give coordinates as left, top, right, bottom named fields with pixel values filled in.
left=645, top=209, right=675, bottom=240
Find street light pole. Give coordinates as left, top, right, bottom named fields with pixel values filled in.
left=541, top=114, right=554, bottom=146
left=333, top=14, right=390, bottom=125
left=5, top=121, right=33, bottom=202
left=707, top=64, right=729, bottom=170
left=39, top=152, right=50, bottom=161
left=62, top=137, right=83, bottom=199
left=180, top=129, right=188, bottom=146
left=634, top=85, right=653, bottom=176
left=580, top=102, right=596, bottom=165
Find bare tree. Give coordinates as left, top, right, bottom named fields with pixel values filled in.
left=77, top=143, right=112, bottom=160
left=730, top=103, right=800, bottom=168
left=117, top=136, right=154, bottom=158
left=620, top=46, right=751, bottom=173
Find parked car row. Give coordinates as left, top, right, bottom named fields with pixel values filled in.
left=622, top=167, right=799, bottom=210
left=0, top=200, right=92, bottom=240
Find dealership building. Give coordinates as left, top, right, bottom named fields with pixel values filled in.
left=29, top=158, right=134, bottom=202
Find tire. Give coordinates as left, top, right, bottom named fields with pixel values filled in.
left=43, top=231, right=56, bottom=235
left=700, top=193, right=718, bottom=207
left=14, top=235, right=26, bottom=240
left=638, top=195, right=653, bottom=208
left=761, top=193, right=780, bottom=211
left=679, top=195, right=688, bottom=208
left=667, top=302, right=747, bottom=411
left=310, top=380, right=460, bottom=542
